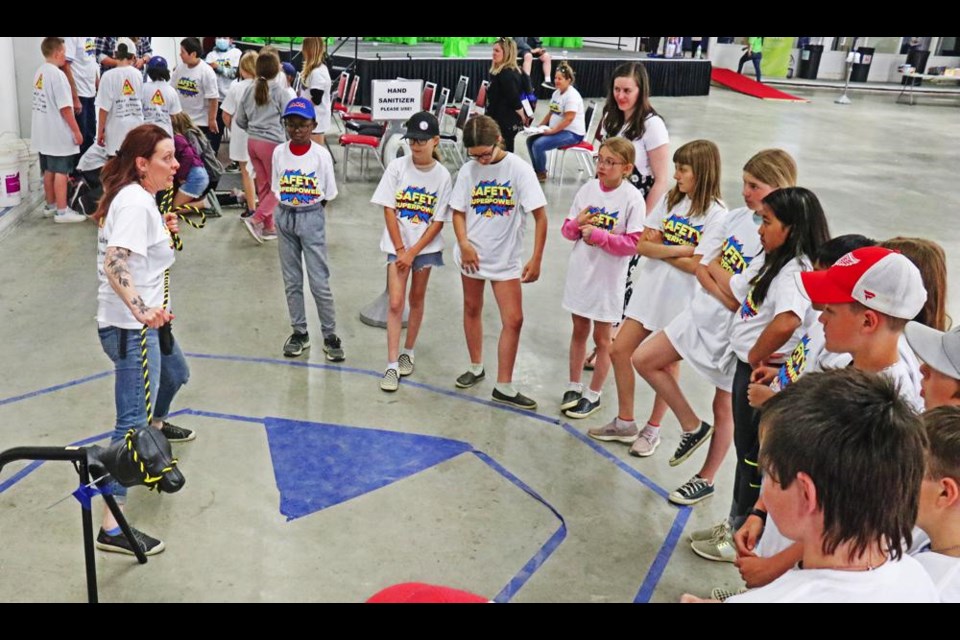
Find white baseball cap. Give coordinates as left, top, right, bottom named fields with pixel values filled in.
left=905, top=322, right=960, bottom=379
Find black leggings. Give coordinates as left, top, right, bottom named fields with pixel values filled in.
left=729, top=358, right=762, bottom=529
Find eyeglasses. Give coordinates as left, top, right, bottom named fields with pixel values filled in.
left=467, top=147, right=496, bottom=161
left=597, top=157, right=625, bottom=167
left=284, top=120, right=313, bottom=131
left=407, top=138, right=432, bottom=146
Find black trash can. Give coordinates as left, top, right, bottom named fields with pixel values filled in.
left=849, top=46, right=875, bottom=82
left=902, top=49, right=931, bottom=86
left=797, top=44, right=824, bottom=79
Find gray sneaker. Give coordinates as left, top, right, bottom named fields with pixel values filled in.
left=323, top=334, right=345, bottom=362
left=669, top=475, right=715, bottom=505
left=689, top=520, right=731, bottom=542
left=587, top=418, right=639, bottom=443
left=691, top=527, right=737, bottom=563
left=398, top=353, right=414, bottom=377
left=629, top=424, right=661, bottom=457
left=710, top=586, right=748, bottom=602
left=380, top=368, right=400, bottom=392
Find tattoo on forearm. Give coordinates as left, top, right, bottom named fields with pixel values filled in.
left=105, top=247, right=132, bottom=288
left=130, top=295, right=149, bottom=316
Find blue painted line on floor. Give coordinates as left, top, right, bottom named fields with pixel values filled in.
left=175, top=408, right=264, bottom=424
left=634, top=506, right=693, bottom=603
left=557, top=421, right=670, bottom=500
left=0, top=371, right=112, bottom=407
left=472, top=451, right=567, bottom=603
left=184, top=351, right=567, bottom=424
left=0, top=430, right=112, bottom=494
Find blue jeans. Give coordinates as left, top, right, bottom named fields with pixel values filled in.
left=97, top=326, right=190, bottom=500
left=78, top=96, right=97, bottom=156
left=738, top=52, right=762, bottom=83
left=526, top=129, right=584, bottom=175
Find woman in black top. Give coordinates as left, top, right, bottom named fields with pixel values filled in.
left=486, top=37, right=528, bottom=152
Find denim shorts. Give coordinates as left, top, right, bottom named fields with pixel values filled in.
left=39, top=153, right=77, bottom=175
left=179, top=165, right=209, bottom=198
left=387, top=251, right=444, bottom=272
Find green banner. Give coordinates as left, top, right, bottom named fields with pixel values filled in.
left=761, top=37, right=794, bottom=79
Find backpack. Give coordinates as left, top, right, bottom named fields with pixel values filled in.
left=184, top=128, right=223, bottom=186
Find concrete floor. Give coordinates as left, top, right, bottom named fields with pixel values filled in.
left=1, top=86, right=957, bottom=602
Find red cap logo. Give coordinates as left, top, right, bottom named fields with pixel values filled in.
left=863, top=290, right=876, bottom=299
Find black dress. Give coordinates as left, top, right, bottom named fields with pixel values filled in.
left=486, top=68, right=525, bottom=152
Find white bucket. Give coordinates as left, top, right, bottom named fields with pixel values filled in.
left=0, top=137, right=23, bottom=207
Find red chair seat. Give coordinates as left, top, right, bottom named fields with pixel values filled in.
left=561, top=141, right=594, bottom=151
left=339, top=134, right=380, bottom=147
left=333, top=103, right=348, bottom=113
left=444, top=107, right=460, bottom=116
left=341, top=112, right=373, bottom=122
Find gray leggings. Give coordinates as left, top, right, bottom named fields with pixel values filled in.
left=275, top=204, right=337, bottom=337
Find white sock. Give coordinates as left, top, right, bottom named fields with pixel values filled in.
left=469, top=362, right=484, bottom=375
left=387, top=361, right=399, bottom=372
left=57, top=208, right=68, bottom=214
left=45, top=202, right=56, bottom=210
left=646, top=421, right=661, bottom=430
left=401, top=348, right=414, bottom=360
left=584, top=388, right=601, bottom=403
left=567, top=381, right=583, bottom=393
left=616, top=417, right=636, bottom=430
left=495, top=382, right=517, bottom=397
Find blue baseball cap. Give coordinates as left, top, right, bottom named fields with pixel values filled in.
left=146, top=56, right=168, bottom=70
left=283, top=97, right=316, bottom=120
left=282, top=61, right=297, bottom=76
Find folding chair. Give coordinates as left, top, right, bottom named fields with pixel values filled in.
left=438, top=98, right=473, bottom=167
left=445, top=75, right=469, bottom=117
left=552, top=102, right=601, bottom=186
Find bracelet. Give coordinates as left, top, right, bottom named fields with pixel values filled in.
left=748, top=508, right=767, bottom=523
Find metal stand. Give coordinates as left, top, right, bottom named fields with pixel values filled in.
left=0, top=445, right=148, bottom=603
left=359, top=276, right=409, bottom=329
left=836, top=37, right=858, bottom=105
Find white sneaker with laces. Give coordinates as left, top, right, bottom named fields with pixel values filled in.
left=54, top=208, right=87, bottom=223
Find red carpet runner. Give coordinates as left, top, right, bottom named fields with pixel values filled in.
left=711, top=68, right=809, bottom=102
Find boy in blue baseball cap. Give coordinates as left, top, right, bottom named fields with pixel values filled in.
left=269, top=97, right=344, bottom=361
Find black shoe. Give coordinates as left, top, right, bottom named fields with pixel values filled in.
left=492, top=388, right=538, bottom=410
left=564, top=396, right=601, bottom=419
left=160, top=421, right=195, bottom=443
left=541, top=81, right=555, bottom=90
left=455, top=369, right=485, bottom=389
left=96, top=527, right=165, bottom=556
left=240, top=209, right=255, bottom=219
left=284, top=331, right=310, bottom=357
left=669, top=421, right=715, bottom=467
left=225, top=161, right=240, bottom=173
left=560, top=389, right=582, bottom=411
left=323, top=334, right=345, bottom=362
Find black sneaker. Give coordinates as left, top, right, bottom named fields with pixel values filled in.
left=96, top=527, right=165, bottom=556
left=284, top=331, right=310, bottom=357
left=564, top=396, right=601, bottom=419
left=541, top=81, right=555, bottom=90
left=560, top=390, right=581, bottom=411
left=240, top=209, right=255, bottom=219
left=455, top=369, right=485, bottom=389
left=160, top=421, right=195, bottom=443
left=492, top=388, right=538, bottom=410
left=323, top=334, right=346, bottom=362
left=668, top=475, right=715, bottom=505
left=669, top=421, right=715, bottom=467
left=225, top=161, right=241, bottom=173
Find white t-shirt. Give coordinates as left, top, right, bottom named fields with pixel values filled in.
left=171, top=60, right=219, bottom=126
left=222, top=78, right=252, bottom=162
left=664, top=206, right=762, bottom=391
left=64, top=37, right=98, bottom=98
left=625, top=194, right=726, bottom=331
left=371, top=155, right=453, bottom=256
left=562, top=179, right=645, bottom=323
left=271, top=142, right=338, bottom=208
left=299, top=66, right=333, bottom=135
left=728, top=253, right=814, bottom=363
left=96, top=184, right=176, bottom=330
left=449, top=152, right=547, bottom=281
left=30, top=62, right=79, bottom=157
left=141, top=80, right=182, bottom=137
left=727, top=555, right=939, bottom=603
left=608, top=114, right=669, bottom=180
left=204, top=46, right=242, bottom=100
left=95, top=66, right=144, bottom=156
left=547, top=86, right=585, bottom=136
left=915, top=552, right=960, bottom=603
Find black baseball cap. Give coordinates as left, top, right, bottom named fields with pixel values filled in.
left=402, top=111, right=440, bottom=140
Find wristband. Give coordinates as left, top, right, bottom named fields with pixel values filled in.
left=748, top=508, right=767, bottom=523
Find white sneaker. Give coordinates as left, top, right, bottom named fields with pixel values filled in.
left=380, top=368, right=400, bottom=392
left=42, top=203, right=56, bottom=218
left=629, top=424, right=661, bottom=457
left=54, top=208, right=87, bottom=223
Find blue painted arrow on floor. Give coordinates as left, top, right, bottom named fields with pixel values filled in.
left=264, top=417, right=473, bottom=521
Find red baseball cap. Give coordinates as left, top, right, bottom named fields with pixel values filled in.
left=796, top=246, right=927, bottom=319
